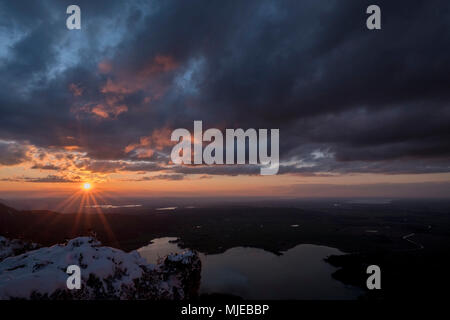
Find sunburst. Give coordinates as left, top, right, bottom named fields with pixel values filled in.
left=82, top=182, right=92, bottom=191
left=49, top=183, right=119, bottom=247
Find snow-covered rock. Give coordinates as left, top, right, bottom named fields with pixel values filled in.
left=0, top=236, right=39, bottom=262
left=0, top=236, right=201, bottom=300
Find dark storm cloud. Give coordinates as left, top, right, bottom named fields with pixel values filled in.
left=278, top=157, right=450, bottom=175
left=0, top=141, right=29, bottom=165
left=0, top=175, right=80, bottom=183
left=172, top=164, right=262, bottom=176
left=78, top=160, right=162, bottom=173
left=0, top=0, right=449, bottom=174
left=31, top=163, right=60, bottom=170
left=139, top=174, right=185, bottom=181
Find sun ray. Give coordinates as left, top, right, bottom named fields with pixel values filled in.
left=71, top=192, right=88, bottom=237
left=87, top=192, right=119, bottom=247
left=53, top=190, right=84, bottom=213
left=33, top=190, right=85, bottom=237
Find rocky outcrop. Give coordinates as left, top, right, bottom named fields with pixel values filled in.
left=0, top=236, right=201, bottom=300
left=0, top=236, right=40, bottom=262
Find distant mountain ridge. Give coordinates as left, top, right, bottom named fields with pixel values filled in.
left=0, top=203, right=59, bottom=242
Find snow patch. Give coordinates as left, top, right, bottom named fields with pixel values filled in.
left=0, top=236, right=201, bottom=300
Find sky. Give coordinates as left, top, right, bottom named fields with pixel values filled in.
left=0, top=0, right=449, bottom=199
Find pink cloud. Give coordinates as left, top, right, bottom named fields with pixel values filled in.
left=98, top=60, right=113, bottom=74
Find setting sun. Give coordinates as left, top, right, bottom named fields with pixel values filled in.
left=82, top=183, right=92, bottom=191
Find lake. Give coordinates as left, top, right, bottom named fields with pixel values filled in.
left=137, top=237, right=361, bottom=299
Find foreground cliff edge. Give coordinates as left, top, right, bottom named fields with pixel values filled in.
left=0, top=236, right=201, bottom=300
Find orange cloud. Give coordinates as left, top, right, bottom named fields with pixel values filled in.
left=139, top=55, right=177, bottom=78
left=100, top=78, right=133, bottom=95
left=91, top=104, right=128, bottom=119
left=69, top=83, right=83, bottom=97
left=100, top=55, right=177, bottom=96
left=91, top=105, right=109, bottom=118
left=71, top=55, right=177, bottom=120
left=125, top=127, right=174, bottom=159
left=63, top=146, right=81, bottom=151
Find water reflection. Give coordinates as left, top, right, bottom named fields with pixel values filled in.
left=138, top=237, right=361, bottom=300
left=137, top=237, right=183, bottom=263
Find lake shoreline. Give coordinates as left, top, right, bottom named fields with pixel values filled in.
left=138, top=237, right=363, bottom=300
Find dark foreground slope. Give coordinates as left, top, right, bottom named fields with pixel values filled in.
left=1, top=201, right=450, bottom=300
